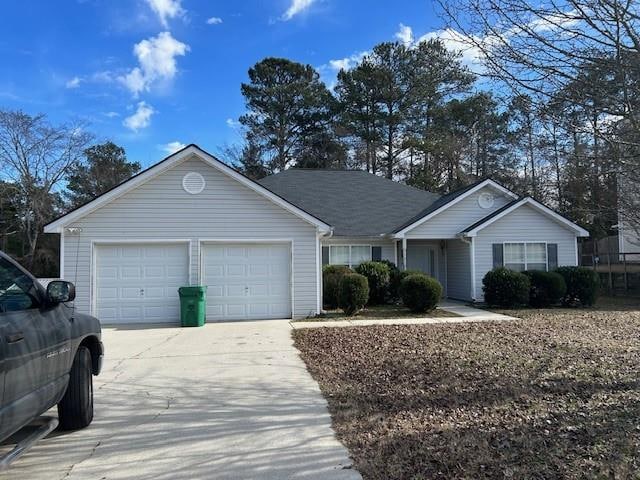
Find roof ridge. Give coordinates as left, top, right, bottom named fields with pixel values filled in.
left=263, top=168, right=440, bottom=197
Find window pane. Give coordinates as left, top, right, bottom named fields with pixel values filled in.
left=350, top=246, right=370, bottom=266
left=527, top=243, right=547, bottom=267
left=504, top=243, right=525, bottom=263
left=527, top=263, right=547, bottom=271
left=504, top=243, right=525, bottom=271
left=505, top=262, right=525, bottom=272
left=0, top=258, right=36, bottom=313
left=330, top=246, right=350, bottom=265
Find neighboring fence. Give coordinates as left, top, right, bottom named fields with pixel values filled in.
left=579, top=252, right=640, bottom=295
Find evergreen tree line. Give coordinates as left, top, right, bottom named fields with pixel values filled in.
left=231, top=10, right=639, bottom=243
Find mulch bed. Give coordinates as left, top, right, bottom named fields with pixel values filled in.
left=293, top=302, right=640, bottom=479
left=299, top=304, right=459, bottom=322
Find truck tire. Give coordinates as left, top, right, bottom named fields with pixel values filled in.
left=57, top=346, right=94, bottom=430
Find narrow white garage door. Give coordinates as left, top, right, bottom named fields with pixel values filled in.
left=95, top=243, right=189, bottom=324
left=201, top=243, right=291, bottom=321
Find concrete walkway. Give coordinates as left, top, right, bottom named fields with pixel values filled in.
left=290, top=301, right=517, bottom=330
left=3, top=322, right=361, bottom=480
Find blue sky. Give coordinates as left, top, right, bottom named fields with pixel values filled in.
left=0, top=0, right=457, bottom=168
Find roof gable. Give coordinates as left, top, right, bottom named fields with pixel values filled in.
left=44, top=145, right=331, bottom=233
left=393, top=179, right=519, bottom=237
left=461, top=197, right=590, bottom=237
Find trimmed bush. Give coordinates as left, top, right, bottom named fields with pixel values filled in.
left=379, top=260, right=402, bottom=301
left=355, top=261, right=391, bottom=305
left=322, top=265, right=352, bottom=309
left=399, top=273, right=443, bottom=313
left=555, top=266, right=600, bottom=306
left=483, top=268, right=530, bottom=307
left=524, top=270, right=567, bottom=307
left=338, top=273, right=369, bottom=316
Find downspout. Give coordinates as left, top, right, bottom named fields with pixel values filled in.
left=316, top=228, right=334, bottom=315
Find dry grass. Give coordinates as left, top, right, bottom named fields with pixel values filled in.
left=293, top=298, right=640, bottom=480
left=298, top=304, right=459, bottom=322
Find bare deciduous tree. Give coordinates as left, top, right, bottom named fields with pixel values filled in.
left=0, top=110, right=92, bottom=268
left=438, top=0, right=640, bottom=233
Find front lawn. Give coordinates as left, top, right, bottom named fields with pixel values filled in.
left=293, top=301, right=640, bottom=479
left=299, top=304, right=459, bottom=322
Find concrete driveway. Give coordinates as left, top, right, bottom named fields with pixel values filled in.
left=2, top=321, right=360, bottom=480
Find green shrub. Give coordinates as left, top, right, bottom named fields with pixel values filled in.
left=399, top=273, right=442, bottom=313
left=482, top=268, right=530, bottom=307
left=524, top=270, right=567, bottom=307
left=555, top=266, right=600, bottom=306
left=379, top=260, right=402, bottom=301
left=322, top=265, right=352, bottom=309
left=355, top=261, right=391, bottom=305
left=338, top=273, right=369, bottom=316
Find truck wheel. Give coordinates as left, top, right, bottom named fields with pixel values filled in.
left=58, top=346, right=94, bottom=430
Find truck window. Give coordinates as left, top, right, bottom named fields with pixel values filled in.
left=0, top=257, right=38, bottom=313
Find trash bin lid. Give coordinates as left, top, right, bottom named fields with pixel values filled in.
left=178, top=286, right=207, bottom=296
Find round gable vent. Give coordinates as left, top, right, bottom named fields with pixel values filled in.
left=478, top=192, right=495, bottom=209
left=182, top=172, right=205, bottom=194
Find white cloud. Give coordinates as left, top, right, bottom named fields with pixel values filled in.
left=417, top=28, right=485, bottom=72
left=395, top=23, right=414, bottom=45
left=161, top=141, right=186, bottom=153
left=119, top=31, right=189, bottom=96
left=206, top=16, right=222, bottom=25
left=145, top=0, right=185, bottom=28
left=104, top=111, right=120, bottom=118
left=281, top=0, right=315, bottom=21
left=226, top=118, right=240, bottom=128
left=65, top=76, right=82, bottom=89
left=123, top=101, right=155, bottom=131
left=327, top=51, right=368, bottom=72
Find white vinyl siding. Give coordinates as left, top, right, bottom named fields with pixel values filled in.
left=61, top=154, right=320, bottom=321
left=473, top=204, right=579, bottom=300
left=446, top=239, right=471, bottom=300
left=405, top=187, right=512, bottom=239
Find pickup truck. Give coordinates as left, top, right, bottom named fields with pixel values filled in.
left=0, top=251, right=103, bottom=467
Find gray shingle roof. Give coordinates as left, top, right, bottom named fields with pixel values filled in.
left=259, top=169, right=441, bottom=236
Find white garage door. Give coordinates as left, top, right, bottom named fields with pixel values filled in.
left=201, top=243, right=291, bottom=321
left=95, top=243, right=189, bottom=324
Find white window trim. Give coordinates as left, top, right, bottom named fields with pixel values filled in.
left=503, top=241, right=549, bottom=271
left=328, top=245, right=372, bottom=268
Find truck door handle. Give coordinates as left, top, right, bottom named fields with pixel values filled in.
left=6, top=332, right=24, bottom=343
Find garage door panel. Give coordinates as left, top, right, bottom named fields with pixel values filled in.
left=95, top=243, right=189, bottom=324
left=202, top=243, right=291, bottom=321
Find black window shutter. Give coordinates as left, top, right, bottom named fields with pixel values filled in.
left=492, top=244, right=503, bottom=268
left=322, top=246, right=329, bottom=265
left=547, top=243, right=558, bottom=270
left=372, top=246, right=382, bottom=261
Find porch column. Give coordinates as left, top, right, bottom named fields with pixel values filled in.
left=402, top=237, right=407, bottom=270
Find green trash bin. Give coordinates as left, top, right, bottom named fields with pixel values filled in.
left=178, top=286, right=207, bottom=327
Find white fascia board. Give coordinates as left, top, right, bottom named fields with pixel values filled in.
left=44, top=145, right=332, bottom=234
left=463, top=197, right=590, bottom=237
left=393, top=179, right=518, bottom=238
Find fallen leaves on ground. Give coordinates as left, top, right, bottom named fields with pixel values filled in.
left=293, top=298, right=640, bottom=480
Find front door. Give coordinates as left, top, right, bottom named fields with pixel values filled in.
left=406, top=245, right=438, bottom=278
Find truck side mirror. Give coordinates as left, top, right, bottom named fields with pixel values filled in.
left=47, top=280, right=76, bottom=304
